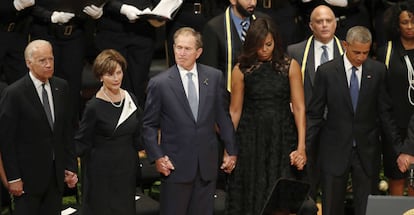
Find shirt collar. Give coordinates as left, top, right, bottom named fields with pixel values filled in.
left=343, top=53, right=362, bottom=72
left=314, top=39, right=334, bottom=51
left=177, top=64, right=198, bottom=79
left=29, top=71, right=49, bottom=88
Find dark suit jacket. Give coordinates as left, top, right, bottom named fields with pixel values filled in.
left=403, top=114, right=414, bottom=156
left=287, top=37, right=343, bottom=107
left=306, top=56, right=400, bottom=177
left=143, top=64, right=237, bottom=183
left=199, top=9, right=267, bottom=84
left=0, top=74, right=77, bottom=195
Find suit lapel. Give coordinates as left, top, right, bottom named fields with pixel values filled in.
left=358, top=62, right=373, bottom=112
left=168, top=66, right=196, bottom=121
left=335, top=57, right=355, bottom=112
left=197, top=65, right=208, bottom=122
left=50, top=78, right=60, bottom=130
left=24, top=75, right=53, bottom=131
left=308, top=40, right=316, bottom=85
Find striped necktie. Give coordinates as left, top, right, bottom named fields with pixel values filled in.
left=321, top=45, right=329, bottom=64
left=240, top=20, right=248, bottom=42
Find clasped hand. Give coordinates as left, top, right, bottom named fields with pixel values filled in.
left=156, top=155, right=175, bottom=176
left=397, top=153, right=414, bottom=173
left=290, top=150, right=307, bottom=170
left=64, top=170, right=78, bottom=188
left=221, top=150, right=237, bottom=174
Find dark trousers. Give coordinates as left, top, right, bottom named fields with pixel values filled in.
left=0, top=31, right=28, bottom=84
left=95, top=30, right=155, bottom=107
left=13, top=168, right=62, bottom=215
left=160, top=171, right=216, bottom=215
left=321, top=149, right=374, bottom=215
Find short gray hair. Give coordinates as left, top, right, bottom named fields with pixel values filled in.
left=346, top=26, right=372, bottom=44
left=24, top=40, right=52, bottom=61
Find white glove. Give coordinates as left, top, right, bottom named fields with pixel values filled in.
left=13, top=0, right=35, bottom=11
left=120, top=4, right=141, bottom=22
left=83, top=5, right=103, bottom=19
left=51, top=11, right=75, bottom=24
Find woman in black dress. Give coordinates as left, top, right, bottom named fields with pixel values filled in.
left=226, top=17, right=307, bottom=215
left=376, top=0, right=414, bottom=196
left=75, top=49, right=142, bottom=215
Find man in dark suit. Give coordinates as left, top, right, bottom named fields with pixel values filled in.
left=143, top=27, right=238, bottom=215
left=200, top=0, right=266, bottom=92
left=287, top=5, right=343, bottom=201
left=306, top=26, right=401, bottom=215
left=0, top=40, right=78, bottom=215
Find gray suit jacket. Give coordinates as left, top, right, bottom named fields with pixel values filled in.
left=143, top=63, right=237, bottom=183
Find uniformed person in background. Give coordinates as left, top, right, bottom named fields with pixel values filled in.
left=0, top=0, right=34, bottom=86
left=94, top=0, right=180, bottom=108
left=29, top=0, right=104, bottom=123
left=256, top=0, right=306, bottom=49
left=165, top=0, right=229, bottom=67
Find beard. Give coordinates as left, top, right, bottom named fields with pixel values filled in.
left=235, top=2, right=254, bottom=18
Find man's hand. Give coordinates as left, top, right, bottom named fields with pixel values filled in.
left=83, top=5, right=103, bottom=19
left=221, top=150, right=237, bottom=174
left=120, top=4, right=141, bottom=22
left=64, top=170, right=78, bottom=188
left=51, top=12, right=75, bottom=24
left=397, top=153, right=414, bottom=173
left=155, top=155, right=175, bottom=176
left=9, top=180, right=24, bottom=196
left=13, top=0, right=34, bottom=11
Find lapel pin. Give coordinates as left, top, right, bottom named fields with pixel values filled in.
left=367, top=75, right=372, bottom=79
left=203, top=78, right=208, bottom=86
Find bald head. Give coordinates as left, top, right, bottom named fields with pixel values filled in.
left=309, top=5, right=337, bottom=44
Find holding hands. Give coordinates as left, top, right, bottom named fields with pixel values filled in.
left=13, top=0, right=34, bottom=11
left=8, top=180, right=24, bottom=196
left=397, top=153, right=414, bottom=173
left=83, top=5, right=104, bottom=19
left=221, top=150, right=237, bottom=174
left=290, top=149, right=307, bottom=170
left=64, top=170, right=78, bottom=188
left=155, top=155, right=175, bottom=176
left=51, top=11, right=75, bottom=24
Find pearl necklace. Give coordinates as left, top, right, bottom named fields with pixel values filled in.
left=102, top=87, right=124, bottom=108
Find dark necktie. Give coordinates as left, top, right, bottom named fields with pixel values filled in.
left=186, top=73, right=198, bottom=120
left=240, top=20, right=248, bottom=42
left=321, top=45, right=329, bottom=64
left=350, top=66, right=359, bottom=111
left=42, top=83, right=54, bottom=129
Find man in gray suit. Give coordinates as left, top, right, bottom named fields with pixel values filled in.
left=287, top=5, right=343, bottom=201
left=143, top=27, right=238, bottom=215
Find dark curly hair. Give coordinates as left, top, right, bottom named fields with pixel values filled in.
left=238, top=17, right=285, bottom=71
left=384, top=0, right=414, bottom=41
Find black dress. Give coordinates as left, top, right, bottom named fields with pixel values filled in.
left=226, top=59, right=299, bottom=214
left=75, top=93, right=142, bottom=215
